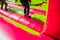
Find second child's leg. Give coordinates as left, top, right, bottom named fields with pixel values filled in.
left=1, top=2, right=3, bottom=10
left=3, top=1, right=7, bottom=10
left=5, top=2, right=7, bottom=10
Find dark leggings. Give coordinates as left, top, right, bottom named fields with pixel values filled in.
left=20, top=1, right=30, bottom=15
left=1, top=1, right=7, bottom=10
left=24, top=5, right=30, bottom=15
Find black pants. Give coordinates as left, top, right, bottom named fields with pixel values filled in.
left=20, top=1, right=30, bottom=15
left=24, top=5, right=30, bottom=15
left=0, top=1, right=7, bottom=10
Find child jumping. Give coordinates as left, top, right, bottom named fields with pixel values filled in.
left=15, top=0, right=31, bottom=18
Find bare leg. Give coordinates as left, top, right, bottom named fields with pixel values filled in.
left=1, top=2, right=3, bottom=10
left=4, top=2, right=7, bottom=10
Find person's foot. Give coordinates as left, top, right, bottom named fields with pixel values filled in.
left=5, top=9, right=8, bottom=11
left=27, top=15, right=31, bottom=18
left=24, top=14, right=31, bottom=18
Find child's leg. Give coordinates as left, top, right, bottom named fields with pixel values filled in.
left=4, top=2, right=7, bottom=10
left=26, top=5, right=31, bottom=18
left=1, top=2, right=3, bottom=9
left=26, top=5, right=30, bottom=16
left=24, top=6, right=26, bottom=15
left=24, top=5, right=30, bottom=16
left=5, top=2, right=7, bottom=10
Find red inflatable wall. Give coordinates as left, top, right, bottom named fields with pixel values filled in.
left=45, top=0, right=60, bottom=39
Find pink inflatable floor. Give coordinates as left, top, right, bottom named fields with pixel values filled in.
left=0, top=17, right=54, bottom=40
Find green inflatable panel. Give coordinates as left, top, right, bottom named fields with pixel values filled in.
left=9, top=8, right=24, bottom=15
left=32, top=14, right=46, bottom=22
